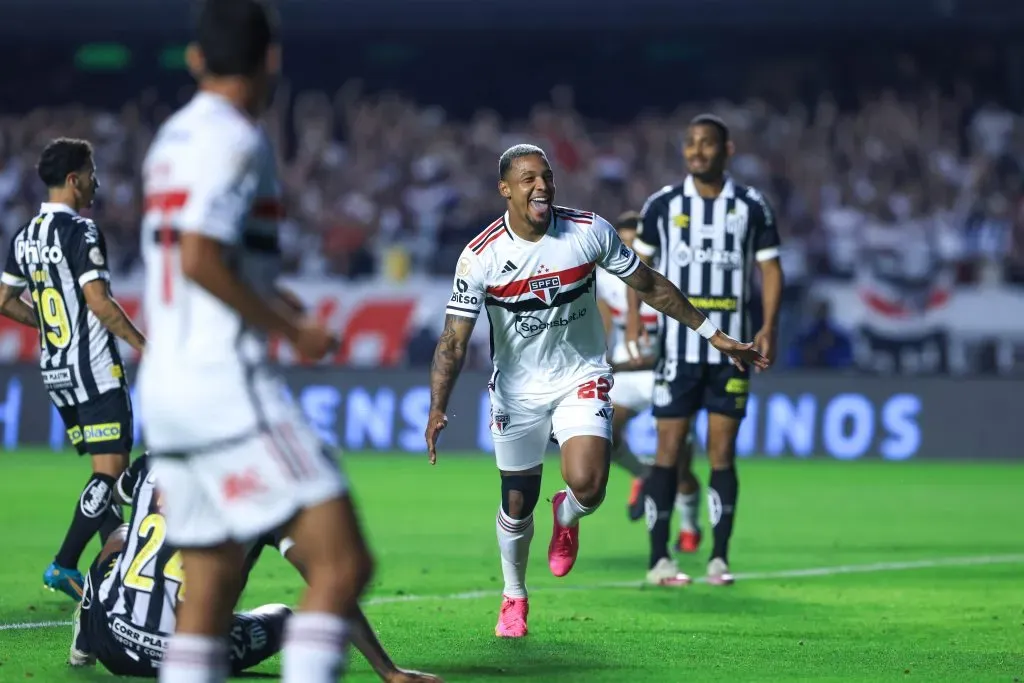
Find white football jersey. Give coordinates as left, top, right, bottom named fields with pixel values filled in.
left=446, top=207, right=640, bottom=397
left=596, top=267, right=660, bottom=365
left=138, top=92, right=283, bottom=375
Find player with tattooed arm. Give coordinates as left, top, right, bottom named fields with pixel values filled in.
left=424, top=144, right=768, bottom=639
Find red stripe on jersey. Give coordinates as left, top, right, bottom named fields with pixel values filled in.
left=144, top=191, right=189, bottom=212
left=487, top=261, right=596, bottom=298
left=253, top=198, right=285, bottom=219
left=143, top=191, right=190, bottom=304
left=474, top=228, right=507, bottom=255
left=606, top=304, right=659, bottom=324
left=469, top=218, right=505, bottom=250
left=555, top=206, right=594, bottom=224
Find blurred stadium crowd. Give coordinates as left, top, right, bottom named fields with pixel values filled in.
left=1, top=45, right=1023, bottom=373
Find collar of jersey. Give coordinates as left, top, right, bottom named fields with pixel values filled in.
left=40, top=202, right=77, bottom=215
left=193, top=91, right=258, bottom=129
left=502, top=210, right=554, bottom=246
left=683, top=174, right=736, bottom=199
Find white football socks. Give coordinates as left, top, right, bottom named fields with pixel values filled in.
left=159, top=634, right=227, bottom=683
left=556, top=487, right=595, bottom=528
left=675, top=491, right=700, bottom=533
left=496, top=507, right=534, bottom=598
left=281, top=612, right=350, bottom=683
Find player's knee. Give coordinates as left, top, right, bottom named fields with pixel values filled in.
left=501, top=474, right=541, bottom=519
left=565, top=468, right=607, bottom=508
left=653, top=423, right=687, bottom=462
left=707, top=440, right=736, bottom=469
left=337, top=544, right=374, bottom=595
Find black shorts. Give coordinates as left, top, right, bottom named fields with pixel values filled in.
left=651, top=362, right=750, bottom=420
left=55, top=388, right=134, bottom=457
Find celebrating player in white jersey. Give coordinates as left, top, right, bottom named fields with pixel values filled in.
left=138, top=2, right=372, bottom=682
left=424, top=144, right=769, bottom=639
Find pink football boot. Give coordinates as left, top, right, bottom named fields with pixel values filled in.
left=548, top=491, right=580, bottom=577
left=495, top=595, right=529, bottom=638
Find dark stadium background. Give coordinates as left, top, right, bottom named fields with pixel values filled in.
left=0, top=0, right=1022, bottom=459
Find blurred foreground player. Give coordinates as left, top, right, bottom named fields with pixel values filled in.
left=425, top=144, right=768, bottom=638
left=626, top=114, right=783, bottom=585
left=138, top=2, right=372, bottom=682
left=0, top=138, right=146, bottom=600
left=596, top=211, right=704, bottom=552
left=70, top=455, right=442, bottom=683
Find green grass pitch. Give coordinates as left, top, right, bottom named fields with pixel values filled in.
left=0, top=449, right=1022, bottom=682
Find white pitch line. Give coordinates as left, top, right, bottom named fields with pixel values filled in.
left=4, top=553, right=1023, bottom=632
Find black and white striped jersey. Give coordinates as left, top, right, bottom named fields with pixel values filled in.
left=1, top=202, right=125, bottom=406
left=84, top=456, right=180, bottom=659
left=81, top=455, right=275, bottom=663
left=634, top=175, right=780, bottom=367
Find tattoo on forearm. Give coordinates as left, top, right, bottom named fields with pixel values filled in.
left=429, top=314, right=472, bottom=414
left=625, top=266, right=706, bottom=331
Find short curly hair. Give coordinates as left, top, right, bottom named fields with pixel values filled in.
left=37, top=138, right=93, bottom=189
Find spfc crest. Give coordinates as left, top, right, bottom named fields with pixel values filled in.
left=528, top=275, right=561, bottom=304
left=492, top=410, right=511, bottom=434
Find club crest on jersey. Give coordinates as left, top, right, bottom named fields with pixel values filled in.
left=528, top=275, right=561, bottom=304
left=725, top=210, right=748, bottom=242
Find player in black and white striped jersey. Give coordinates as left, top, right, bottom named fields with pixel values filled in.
left=71, top=453, right=443, bottom=683
left=626, top=114, right=783, bottom=586
left=0, top=138, right=146, bottom=601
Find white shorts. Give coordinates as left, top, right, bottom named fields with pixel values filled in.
left=608, top=370, right=654, bottom=413
left=141, top=365, right=347, bottom=547
left=489, top=371, right=614, bottom=472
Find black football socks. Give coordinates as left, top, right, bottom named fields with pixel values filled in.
left=55, top=473, right=117, bottom=569
left=644, top=465, right=677, bottom=568
left=709, top=467, right=739, bottom=563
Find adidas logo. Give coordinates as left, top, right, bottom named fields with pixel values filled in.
left=595, top=408, right=613, bottom=420
left=501, top=260, right=518, bottom=274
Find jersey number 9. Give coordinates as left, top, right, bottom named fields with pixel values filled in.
left=31, top=287, right=72, bottom=350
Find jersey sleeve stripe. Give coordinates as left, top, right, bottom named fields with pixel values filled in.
left=554, top=207, right=594, bottom=225
left=473, top=228, right=507, bottom=255
left=605, top=252, right=640, bottom=277
left=554, top=206, right=594, bottom=220
left=78, top=270, right=110, bottom=287
left=468, top=218, right=505, bottom=250
left=1, top=271, right=26, bottom=287
left=633, top=239, right=657, bottom=257
left=486, top=261, right=595, bottom=298
left=445, top=305, right=479, bottom=318
left=755, top=246, right=780, bottom=262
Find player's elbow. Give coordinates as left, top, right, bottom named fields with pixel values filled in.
left=82, top=284, right=116, bottom=318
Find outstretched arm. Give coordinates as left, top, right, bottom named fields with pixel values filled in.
left=426, top=314, right=477, bottom=464
left=620, top=261, right=708, bottom=333
left=0, top=282, right=37, bottom=328
left=620, top=262, right=768, bottom=371
left=282, top=542, right=444, bottom=682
